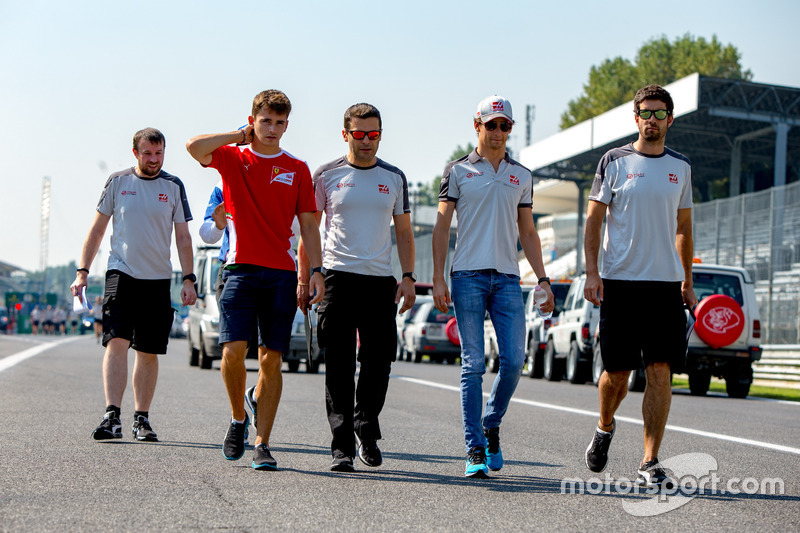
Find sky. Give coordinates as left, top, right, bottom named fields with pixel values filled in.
left=2, top=0, right=799, bottom=274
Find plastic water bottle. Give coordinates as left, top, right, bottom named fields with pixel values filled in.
left=533, top=285, right=552, bottom=319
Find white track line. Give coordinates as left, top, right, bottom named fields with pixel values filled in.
left=395, top=375, right=800, bottom=456
left=0, top=336, right=82, bottom=374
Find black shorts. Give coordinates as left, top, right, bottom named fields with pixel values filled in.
left=103, top=270, right=174, bottom=354
left=599, top=279, right=686, bottom=372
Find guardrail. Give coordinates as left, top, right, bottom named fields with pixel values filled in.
left=754, top=345, right=800, bottom=385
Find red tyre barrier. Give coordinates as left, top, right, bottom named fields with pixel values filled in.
left=693, top=294, right=744, bottom=349
left=446, top=317, right=460, bottom=345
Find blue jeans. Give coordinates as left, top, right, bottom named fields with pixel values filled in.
left=451, top=270, right=525, bottom=453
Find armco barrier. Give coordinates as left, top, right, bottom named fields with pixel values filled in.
left=754, top=345, right=800, bottom=385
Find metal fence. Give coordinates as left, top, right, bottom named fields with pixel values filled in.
left=693, top=182, right=800, bottom=344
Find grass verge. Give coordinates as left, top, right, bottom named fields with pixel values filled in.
left=671, top=376, right=800, bottom=402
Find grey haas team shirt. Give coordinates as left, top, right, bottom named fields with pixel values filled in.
left=439, top=149, right=533, bottom=275
left=313, top=157, right=409, bottom=277
left=589, top=143, right=693, bottom=282
left=96, top=167, right=192, bottom=279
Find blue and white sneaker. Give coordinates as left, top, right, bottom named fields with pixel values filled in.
left=245, top=386, right=257, bottom=431
left=484, top=427, right=503, bottom=471
left=465, top=446, right=489, bottom=478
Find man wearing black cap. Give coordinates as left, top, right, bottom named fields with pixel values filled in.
left=432, top=95, right=553, bottom=478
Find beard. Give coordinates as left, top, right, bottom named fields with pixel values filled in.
left=138, top=163, right=162, bottom=177
left=642, top=127, right=666, bottom=143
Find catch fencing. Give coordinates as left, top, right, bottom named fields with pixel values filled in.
left=693, top=182, right=800, bottom=344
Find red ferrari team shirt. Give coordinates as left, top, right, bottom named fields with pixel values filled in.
left=208, top=145, right=316, bottom=271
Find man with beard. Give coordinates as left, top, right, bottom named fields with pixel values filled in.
left=71, top=127, right=196, bottom=443
left=583, top=85, right=697, bottom=489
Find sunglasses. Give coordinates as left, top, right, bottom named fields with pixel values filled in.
left=349, top=130, right=381, bottom=140
left=635, top=109, right=669, bottom=120
left=484, top=121, right=512, bottom=132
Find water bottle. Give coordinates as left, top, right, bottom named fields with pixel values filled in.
left=533, top=285, right=552, bottom=319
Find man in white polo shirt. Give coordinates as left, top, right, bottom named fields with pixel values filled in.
left=299, top=103, right=416, bottom=472
left=432, top=95, right=554, bottom=478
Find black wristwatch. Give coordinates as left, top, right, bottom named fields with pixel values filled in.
left=182, top=273, right=197, bottom=283
left=537, top=276, right=551, bottom=286
left=312, top=267, right=323, bottom=275
left=403, top=272, right=417, bottom=282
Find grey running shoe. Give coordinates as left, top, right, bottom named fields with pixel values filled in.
left=222, top=414, right=249, bottom=461
left=636, top=458, right=676, bottom=490
left=251, top=444, right=277, bottom=470
left=330, top=452, right=354, bottom=472
left=245, top=386, right=257, bottom=430
left=355, top=434, right=382, bottom=467
left=132, top=415, right=159, bottom=442
left=92, top=411, right=122, bottom=440
left=585, top=418, right=615, bottom=473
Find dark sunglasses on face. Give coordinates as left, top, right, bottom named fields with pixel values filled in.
left=349, top=130, right=381, bottom=140
left=484, top=121, right=512, bottom=132
left=635, top=109, right=669, bottom=120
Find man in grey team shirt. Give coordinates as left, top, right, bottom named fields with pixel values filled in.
left=298, top=103, right=416, bottom=472
left=71, top=128, right=196, bottom=443
left=432, top=95, right=554, bottom=478
left=583, top=84, right=697, bottom=489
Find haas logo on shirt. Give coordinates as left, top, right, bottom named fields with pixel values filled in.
left=158, top=193, right=168, bottom=203
left=271, top=166, right=295, bottom=185
left=509, top=175, right=519, bottom=186
left=378, top=184, right=389, bottom=194
left=669, top=173, right=678, bottom=184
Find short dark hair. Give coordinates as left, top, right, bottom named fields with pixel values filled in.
left=633, top=84, right=674, bottom=115
left=343, top=103, right=382, bottom=130
left=252, top=90, right=291, bottom=118
left=132, top=128, right=165, bottom=151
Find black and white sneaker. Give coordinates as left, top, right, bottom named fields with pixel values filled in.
left=132, top=415, right=159, bottom=442
left=585, top=418, right=615, bottom=473
left=92, top=411, right=122, bottom=440
left=355, top=434, right=382, bottom=467
left=330, top=452, right=354, bottom=472
left=251, top=444, right=277, bottom=470
left=636, top=458, right=675, bottom=490
left=245, top=386, right=257, bottom=430
left=222, top=414, right=249, bottom=461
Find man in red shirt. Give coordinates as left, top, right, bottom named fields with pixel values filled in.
left=187, top=90, right=325, bottom=470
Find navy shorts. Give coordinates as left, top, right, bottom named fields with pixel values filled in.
left=103, top=270, right=174, bottom=354
left=218, top=266, right=297, bottom=353
left=599, top=279, right=686, bottom=372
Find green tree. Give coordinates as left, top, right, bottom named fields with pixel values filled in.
left=415, top=143, right=475, bottom=206
left=560, top=34, right=753, bottom=129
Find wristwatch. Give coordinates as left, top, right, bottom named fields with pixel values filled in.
left=312, top=267, right=324, bottom=275
left=537, top=276, right=551, bottom=286
left=403, top=272, right=417, bottom=282
left=182, top=273, right=197, bottom=283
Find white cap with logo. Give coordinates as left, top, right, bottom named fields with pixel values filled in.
left=475, top=95, right=514, bottom=124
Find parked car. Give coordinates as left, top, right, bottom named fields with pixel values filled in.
left=543, top=275, right=600, bottom=383
left=286, top=308, right=324, bottom=373
left=523, top=281, right=572, bottom=378
left=402, top=301, right=460, bottom=364
left=396, top=295, right=433, bottom=361
left=188, top=246, right=257, bottom=370
left=484, top=286, right=535, bottom=373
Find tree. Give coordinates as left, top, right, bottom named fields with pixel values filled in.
left=560, top=34, right=753, bottom=129
left=415, top=143, right=475, bottom=206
